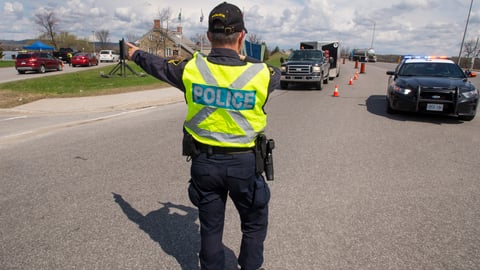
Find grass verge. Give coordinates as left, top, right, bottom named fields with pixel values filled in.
left=0, top=61, right=16, bottom=68
left=0, top=53, right=285, bottom=108
left=0, top=63, right=168, bottom=108
left=265, top=52, right=288, bottom=67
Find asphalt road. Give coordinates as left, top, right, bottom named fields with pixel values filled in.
left=1, top=62, right=479, bottom=270
left=0, top=61, right=115, bottom=83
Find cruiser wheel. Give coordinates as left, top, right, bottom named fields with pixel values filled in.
left=386, top=97, right=396, bottom=114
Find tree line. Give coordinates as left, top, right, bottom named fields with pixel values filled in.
left=33, top=10, right=122, bottom=51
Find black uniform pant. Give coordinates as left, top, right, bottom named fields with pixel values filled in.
left=188, top=151, right=270, bottom=270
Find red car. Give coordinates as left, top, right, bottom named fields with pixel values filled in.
left=15, top=52, right=63, bottom=74
left=71, top=52, right=98, bottom=67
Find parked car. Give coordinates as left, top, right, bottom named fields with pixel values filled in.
left=71, top=52, right=98, bottom=67
left=386, top=56, right=478, bottom=121
left=53, top=47, right=74, bottom=63
left=15, top=52, right=63, bottom=74
left=99, top=50, right=119, bottom=62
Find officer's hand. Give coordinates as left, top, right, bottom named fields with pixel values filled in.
left=112, top=192, right=123, bottom=202
left=125, top=42, right=139, bottom=60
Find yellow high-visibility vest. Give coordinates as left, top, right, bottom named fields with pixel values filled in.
left=182, top=52, right=270, bottom=148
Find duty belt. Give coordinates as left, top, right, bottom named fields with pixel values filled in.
left=196, top=142, right=254, bottom=155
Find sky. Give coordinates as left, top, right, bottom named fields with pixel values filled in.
left=1, top=0, right=479, bottom=56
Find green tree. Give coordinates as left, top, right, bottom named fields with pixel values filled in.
left=271, top=46, right=280, bottom=54
left=48, top=32, right=80, bottom=50
left=0, top=42, right=4, bottom=59
left=263, top=44, right=270, bottom=61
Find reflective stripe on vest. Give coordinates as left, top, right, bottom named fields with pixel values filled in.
left=183, top=53, right=270, bottom=147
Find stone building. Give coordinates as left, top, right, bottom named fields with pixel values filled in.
left=136, top=20, right=210, bottom=60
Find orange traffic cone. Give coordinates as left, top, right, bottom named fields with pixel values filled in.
left=349, top=77, right=353, bottom=85
left=333, top=85, right=339, bottom=97
left=354, top=70, right=359, bottom=80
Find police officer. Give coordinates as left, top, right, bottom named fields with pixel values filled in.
left=67, top=52, right=73, bottom=66
left=127, top=2, right=280, bottom=269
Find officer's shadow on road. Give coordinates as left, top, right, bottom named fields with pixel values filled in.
left=112, top=193, right=239, bottom=270
left=365, top=95, right=463, bottom=124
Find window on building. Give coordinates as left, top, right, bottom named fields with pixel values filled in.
left=166, top=47, right=172, bottom=57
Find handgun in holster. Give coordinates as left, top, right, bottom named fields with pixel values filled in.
left=182, top=131, right=200, bottom=158
left=255, top=134, right=275, bottom=181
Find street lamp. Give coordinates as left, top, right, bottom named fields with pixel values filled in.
left=92, top=31, right=96, bottom=54
left=370, top=21, right=376, bottom=49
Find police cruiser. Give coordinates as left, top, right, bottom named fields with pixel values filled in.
left=386, top=56, right=478, bottom=121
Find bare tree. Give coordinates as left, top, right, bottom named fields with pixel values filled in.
left=34, top=10, right=59, bottom=49
left=158, top=7, right=172, bottom=29
left=152, top=8, right=173, bottom=56
left=463, top=37, right=480, bottom=69
left=247, top=33, right=263, bottom=44
left=96, top=30, right=110, bottom=49
left=191, top=33, right=209, bottom=46
left=463, top=38, right=479, bottom=58
left=125, top=33, right=140, bottom=44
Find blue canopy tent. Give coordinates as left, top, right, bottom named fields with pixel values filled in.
left=23, top=41, right=54, bottom=51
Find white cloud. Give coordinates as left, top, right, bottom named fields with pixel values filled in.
left=3, top=1, right=23, bottom=19
left=89, top=7, right=102, bottom=17
left=115, top=7, right=134, bottom=22
left=1, top=0, right=479, bottom=56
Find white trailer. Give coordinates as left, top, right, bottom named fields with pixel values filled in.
left=300, top=41, right=341, bottom=79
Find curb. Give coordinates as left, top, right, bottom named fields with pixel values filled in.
left=0, top=87, right=184, bottom=114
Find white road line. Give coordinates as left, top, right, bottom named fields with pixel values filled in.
left=88, top=107, right=156, bottom=121
left=0, top=107, right=157, bottom=146
left=0, top=116, right=27, bottom=122
left=2, top=130, right=33, bottom=138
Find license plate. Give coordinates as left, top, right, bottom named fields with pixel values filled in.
left=426, top=103, right=443, bottom=111
left=21, top=61, right=26, bottom=64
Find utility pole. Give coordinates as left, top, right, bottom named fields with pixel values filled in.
left=92, top=31, right=95, bottom=55
left=458, top=0, right=473, bottom=66
left=370, top=21, right=376, bottom=49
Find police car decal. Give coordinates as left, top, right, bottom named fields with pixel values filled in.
left=192, top=83, right=256, bottom=110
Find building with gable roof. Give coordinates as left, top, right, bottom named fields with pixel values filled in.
left=136, top=20, right=210, bottom=60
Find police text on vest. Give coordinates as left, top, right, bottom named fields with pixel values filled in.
left=192, top=83, right=256, bottom=110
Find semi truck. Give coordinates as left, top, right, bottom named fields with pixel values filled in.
left=300, top=41, right=341, bottom=79
left=351, top=48, right=377, bottom=62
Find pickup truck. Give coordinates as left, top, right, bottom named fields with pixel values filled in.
left=280, top=49, right=331, bottom=90
left=53, top=48, right=74, bottom=63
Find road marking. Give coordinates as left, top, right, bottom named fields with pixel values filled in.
left=88, top=107, right=156, bottom=121
left=0, top=116, right=27, bottom=122
left=2, top=130, right=33, bottom=138
left=0, top=107, right=157, bottom=147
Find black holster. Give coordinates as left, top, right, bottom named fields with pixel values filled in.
left=182, top=132, right=200, bottom=157
left=255, top=134, right=275, bottom=181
